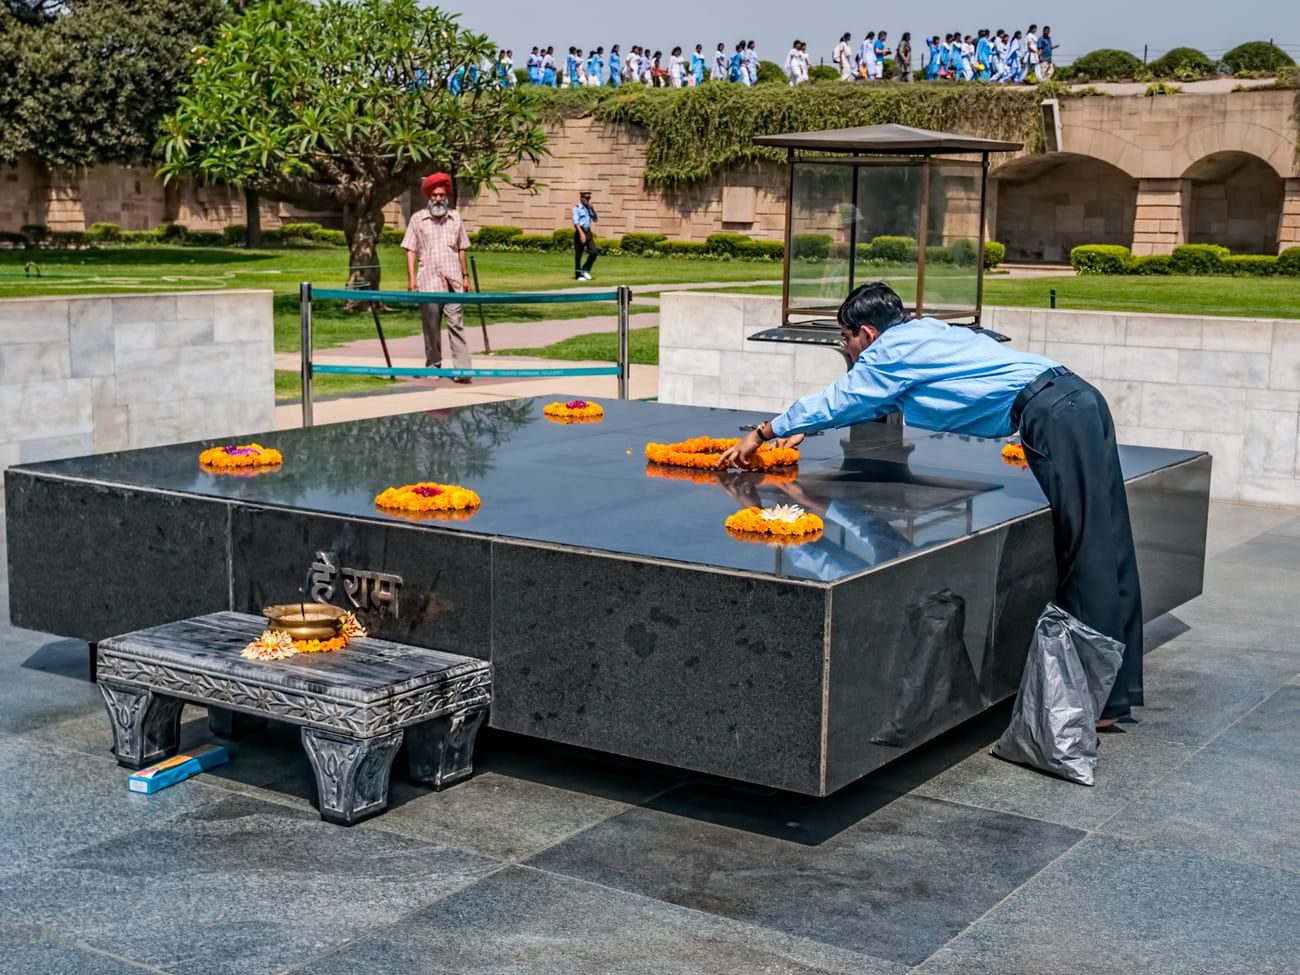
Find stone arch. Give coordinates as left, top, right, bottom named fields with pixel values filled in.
left=991, top=154, right=1137, bottom=263
left=1172, top=122, right=1293, bottom=181
left=1182, top=152, right=1285, bottom=254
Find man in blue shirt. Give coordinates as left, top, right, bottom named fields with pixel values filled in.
left=720, top=283, right=1143, bottom=726
left=572, top=191, right=598, bottom=281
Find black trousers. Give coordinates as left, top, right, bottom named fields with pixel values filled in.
left=574, top=229, right=597, bottom=275
left=1020, top=373, right=1143, bottom=719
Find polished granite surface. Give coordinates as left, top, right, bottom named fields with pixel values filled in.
left=11, top=398, right=1202, bottom=584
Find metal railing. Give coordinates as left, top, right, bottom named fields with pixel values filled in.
left=298, top=283, right=631, bottom=426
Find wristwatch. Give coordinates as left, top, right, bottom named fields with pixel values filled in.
left=755, top=422, right=773, bottom=442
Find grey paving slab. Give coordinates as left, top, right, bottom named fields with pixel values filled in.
left=1141, top=635, right=1300, bottom=685
left=1132, top=655, right=1279, bottom=746
left=0, top=636, right=103, bottom=738
left=1270, top=514, right=1300, bottom=538
left=526, top=788, right=1083, bottom=966
left=295, top=865, right=898, bottom=975
left=1218, top=532, right=1300, bottom=572
left=1100, top=687, right=1300, bottom=875
left=907, top=729, right=1192, bottom=830
left=1202, top=503, right=1299, bottom=557
left=0, top=735, right=226, bottom=879
left=918, top=834, right=1300, bottom=975
left=0, top=924, right=158, bottom=975
left=0, top=794, right=498, bottom=975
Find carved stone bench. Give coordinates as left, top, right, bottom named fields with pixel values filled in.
left=96, top=611, right=491, bottom=825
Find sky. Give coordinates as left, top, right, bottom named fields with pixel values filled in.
left=443, top=0, right=1298, bottom=66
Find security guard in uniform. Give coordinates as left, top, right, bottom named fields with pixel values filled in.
left=719, top=282, right=1143, bottom=726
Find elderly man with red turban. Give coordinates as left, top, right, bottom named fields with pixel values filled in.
left=401, top=172, right=473, bottom=381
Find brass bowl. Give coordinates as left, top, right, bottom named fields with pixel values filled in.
left=262, top=603, right=346, bottom=641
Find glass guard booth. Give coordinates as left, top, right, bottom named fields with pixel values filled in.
left=748, top=125, right=1021, bottom=356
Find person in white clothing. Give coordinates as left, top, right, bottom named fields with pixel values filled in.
left=834, top=32, right=854, bottom=80
left=669, top=46, right=685, bottom=88
left=786, top=41, right=802, bottom=85
left=711, top=42, right=727, bottom=80
left=1025, top=25, right=1041, bottom=82
left=858, top=31, right=877, bottom=81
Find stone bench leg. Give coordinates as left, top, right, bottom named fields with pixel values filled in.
left=99, top=681, right=185, bottom=770
left=301, top=728, right=404, bottom=826
left=407, top=707, right=487, bottom=790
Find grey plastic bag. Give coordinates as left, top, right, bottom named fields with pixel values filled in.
left=991, top=603, right=1125, bottom=786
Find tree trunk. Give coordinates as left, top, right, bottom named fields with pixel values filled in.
left=243, top=187, right=263, bottom=247
left=343, top=199, right=385, bottom=291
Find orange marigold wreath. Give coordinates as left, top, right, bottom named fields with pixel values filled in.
left=1001, top=442, right=1028, bottom=468
left=199, top=443, right=282, bottom=469
left=645, top=436, right=799, bottom=470
left=374, top=482, right=481, bottom=513
left=544, top=399, right=604, bottom=422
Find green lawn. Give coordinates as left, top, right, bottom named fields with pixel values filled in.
left=696, top=274, right=1300, bottom=320
left=275, top=370, right=400, bottom=402
left=493, top=327, right=661, bottom=365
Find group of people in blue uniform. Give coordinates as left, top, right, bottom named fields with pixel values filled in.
left=922, top=25, right=1055, bottom=82
left=521, top=41, right=758, bottom=88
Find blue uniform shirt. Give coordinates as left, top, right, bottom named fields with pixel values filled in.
left=571, top=203, right=595, bottom=230
left=770, top=318, right=1060, bottom=439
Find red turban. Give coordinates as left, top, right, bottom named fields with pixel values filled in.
left=421, top=172, right=452, bottom=197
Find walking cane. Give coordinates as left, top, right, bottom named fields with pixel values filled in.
left=470, top=254, right=491, bottom=353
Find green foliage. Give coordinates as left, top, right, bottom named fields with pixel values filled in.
left=157, top=222, right=188, bottom=243
left=85, top=222, right=123, bottom=243
left=1276, top=66, right=1300, bottom=89
left=587, top=82, right=1042, bottom=187
left=185, top=230, right=223, bottom=246
left=983, top=241, right=1006, bottom=269
left=705, top=232, right=756, bottom=257
left=1222, top=255, right=1280, bottom=276
left=740, top=239, right=784, bottom=260
left=620, top=232, right=669, bottom=254
left=1170, top=243, right=1229, bottom=274
left=808, top=65, right=840, bottom=82
left=1280, top=247, right=1300, bottom=276
left=0, top=231, right=29, bottom=248
left=20, top=224, right=48, bottom=245
left=0, top=0, right=228, bottom=167
left=1148, top=47, right=1215, bottom=78
left=550, top=228, right=574, bottom=250
left=925, top=245, right=952, bottom=266
left=119, top=229, right=162, bottom=244
left=949, top=238, right=978, bottom=268
left=159, top=0, right=548, bottom=288
left=472, top=225, right=523, bottom=246
left=511, top=234, right=556, bottom=251
left=1145, top=82, right=1181, bottom=96
left=1131, top=254, right=1174, bottom=275
left=755, top=60, right=785, bottom=85
left=1063, top=49, right=1147, bottom=82
left=656, top=241, right=711, bottom=257
left=1222, top=41, right=1295, bottom=74
left=380, top=226, right=404, bottom=246
left=792, top=233, right=832, bottom=260
left=222, top=224, right=247, bottom=246
left=868, top=235, right=918, bottom=263
left=1071, top=244, right=1133, bottom=274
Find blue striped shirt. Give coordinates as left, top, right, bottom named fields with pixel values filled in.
left=770, top=318, right=1059, bottom=439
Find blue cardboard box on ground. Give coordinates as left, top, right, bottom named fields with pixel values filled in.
left=128, top=743, right=230, bottom=794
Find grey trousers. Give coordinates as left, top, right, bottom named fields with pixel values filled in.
left=419, top=298, right=471, bottom=369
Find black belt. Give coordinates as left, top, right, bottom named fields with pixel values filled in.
left=1010, top=366, right=1072, bottom=430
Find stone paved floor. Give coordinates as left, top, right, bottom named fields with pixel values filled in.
left=0, top=502, right=1297, bottom=974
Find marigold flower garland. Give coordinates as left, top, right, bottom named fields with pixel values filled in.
left=544, top=399, right=604, bottom=422
left=199, top=443, right=283, bottom=469
left=374, top=482, right=481, bottom=513
left=241, top=612, right=368, bottom=661
left=645, top=437, right=800, bottom=471
left=643, top=463, right=798, bottom=486
left=725, top=504, right=824, bottom=542
left=1001, top=442, right=1029, bottom=468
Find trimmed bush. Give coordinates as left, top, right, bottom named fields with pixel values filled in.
left=316, top=229, right=346, bottom=246
left=185, top=231, right=224, bottom=247
left=1222, top=41, right=1295, bottom=75
left=223, top=224, right=247, bottom=245
left=949, top=238, right=979, bottom=268
left=808, top=65, right=839, bottom=82
left=620, top=232, right=668, bottom=254
left=925, top=245, right=953, bottom=266
left=657, top=240, right=711, bottom=257
left=1131, top=254, right=1174, bottom=275
left=20, top=224, right=49, bottom=245
left=473, top=225, right=522, bottom=246
left=869, top=235, right=918, bottom=263
left=983, top=241, right=1006, bottom=269
left=511, top=234, right=555, bottom=251
left=1223, top=254, right=1280, bottom=276
left=1070, top=244, right=1132, bottom=274
left=755, top=60, right=784, bottom=85
left=551, top=228, right=575, bottom=251
left=0, top=231, right=28, bottom=248
left=792, top=233, right=832, bottom=260
left=119, top=230, right=162, bottom=244
left=1148, top=47, right=1215, bottom=78
left=738, top=239, right=784, bottom=261
left=1064, top=48, right=1146, bottom=82
left=705, top=232, right=754, bottom=257
left=278, top=222, right=325, bottom=242
left=1144, top=82, right=1181, bottom=97
left=51, top=231, right=87, bottom=248
left=380, top=226, right=404, bottom=246
left=1170, top=243, right=1229, bottom=274
left=157, top=222, right=188, bottom=243
left=85, top=222, right=123, bottom=243
left=1279, top=247, right=1300, bottom=276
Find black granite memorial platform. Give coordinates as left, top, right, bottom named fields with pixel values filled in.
left=5, top=397, right=1209, bottom=795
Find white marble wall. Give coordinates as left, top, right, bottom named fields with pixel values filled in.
left=1, top=290, right=274, bottom=478
left=658, top=292, right=1300, bottom=507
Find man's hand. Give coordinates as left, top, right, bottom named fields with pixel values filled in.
left=717, top=430, right=763, bottom=469
left=774, top=434, right=805, bottom=450
left=408, top=280, right=418, bottom=292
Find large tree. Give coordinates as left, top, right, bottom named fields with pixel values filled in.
left=159, top=0, right=546, bottom=287
left=0, top=0, right=228, bottom=168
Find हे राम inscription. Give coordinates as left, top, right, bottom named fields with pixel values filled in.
left=308, top=551, right=402, bottom=616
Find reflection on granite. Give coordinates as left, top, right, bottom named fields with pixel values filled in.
left=6, top=398, right=1203, bottom=584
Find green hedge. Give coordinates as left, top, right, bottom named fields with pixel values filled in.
left=1062, top=49, right=1146, bottom=82
left=620, top=232, right=668, bottom=254
left=1222, top=41, right=1295, bottom=74
left=1131, top=254, right=1174, bottom=275
left=1170, top=243, right=1229, bottom=274
left=869, top=235, right=917, bottom=263
left=1148, top=47, right=1216, bottom=78
left=1280, top=247, right=1300, bottom=276
left=657, top=240, right=712, bottom=257
left=1222, top=255, right=1281, bottom=276
left=85, top=222, right=123, bottom=243
left=473, top=225, right=522, bottom=246
left=983, top=241, right=1006, bottom=270
left=949, top=238, right=979, bottom=268
left=1071, top=244, right=1133, bottom=274
left=792, top=233, right=832, bottom=260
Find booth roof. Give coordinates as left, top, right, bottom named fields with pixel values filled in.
left=752, top=123, right=1022, bottom=155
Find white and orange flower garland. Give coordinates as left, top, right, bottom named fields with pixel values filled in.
left=241, top=612, right=368, bottom=661
left=725, top=504, right=824, bottom=544
left=544, top=399, right=604, bottom=423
